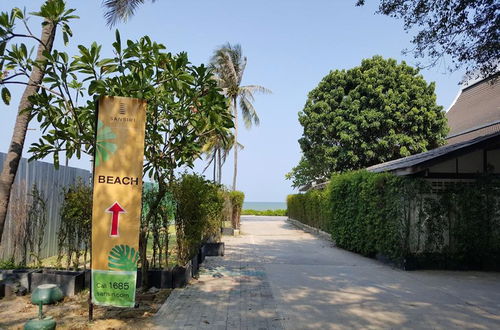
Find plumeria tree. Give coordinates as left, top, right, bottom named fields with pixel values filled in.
left=15, top=31, right=231, bottom=279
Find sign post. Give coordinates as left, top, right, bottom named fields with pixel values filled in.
left=91, top=96, right=147, bottom=308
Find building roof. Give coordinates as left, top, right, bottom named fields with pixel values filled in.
left=446, top=74, right=500, bottom=144
left=366, top=130, right=500, bottom=175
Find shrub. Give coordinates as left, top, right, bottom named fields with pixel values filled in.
left=27, top=184, right=48, bottom=268
left=0, top=258, right=23, bottom=270
left=57, top=178, right=92, bottom=270
left=229, top=191, right=245, bottom=229
left=288, top=170, right=500, bottom=268
left=287, top=190, right=329, bottom=232
left=172, top=174, right=224, bottom=264
left=241, top=209, right=287, bottom=216
left=140, top=184, right=175, bottom=271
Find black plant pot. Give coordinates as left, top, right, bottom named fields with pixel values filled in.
left=148, top=269, right=173, bottom=289
left=31, top=270, right=86, bottom=296
left=172, top=263, right=192, bottom=288
left=191, top=254, right=200, bottom=277
left=198, top=246, right=206, bottom=264
left=203, top=242, right=225, bottom=256
left=0, top=269, right=42, bottom=293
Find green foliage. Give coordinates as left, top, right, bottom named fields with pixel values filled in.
left=102, top=0, right=157, bottom=27
left=356, top=0, right=499, bottom=80
left=287, top=190, right=330, bottom=232
left=0, top=0, right=79, bottom=104
left=20, top=31, right=231, bottom=178
left=241, top=209, right=287, bottom=216
left=140, top=183, right=175, bottom=270
left=172, top=174, right=225, bottom=264
left=285, top=157, right=318, bottom=189
left=288, top=171, right=500, bottom=268
left=229, top=191, right=244, bottom=229
left=27, top=184, right=48, bottom=268
left=108, top=244, right=139, bottom=271
left=422, top=176, right=500, bottom=265
left=0, top=258, right=23, bottom=269
left=290, top=56, right=448, bottom=186
left=56, top=178, right=92, bottom=270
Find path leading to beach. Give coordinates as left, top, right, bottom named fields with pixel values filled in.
left=154, top=216, right=500, bottom=329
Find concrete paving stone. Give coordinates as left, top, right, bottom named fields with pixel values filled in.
left=153, top=216, right=499, bottom=329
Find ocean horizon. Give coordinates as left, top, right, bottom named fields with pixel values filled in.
left=243, top=201, right=287, bottom=211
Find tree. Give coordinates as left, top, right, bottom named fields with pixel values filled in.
left=202, top=130, right=242, bottom=184
left=0, top=0, right=77, bottom=243
left=356, top=0, right=500, bottom=80
left=209, top=43, right=270, bottom=190
left=289, top=56, right=448, bottom=186
left=285, top=157, right=318, bottom=190
left=24, top=32, right=231, bottom=282
left=102, top=0, right=157, bottom=27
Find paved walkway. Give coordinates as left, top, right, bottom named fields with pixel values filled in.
left=154, top=216, right=500, bottom=329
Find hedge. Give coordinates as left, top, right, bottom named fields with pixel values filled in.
left=229, top=191, right=245, bottom=229
left=172, top=174, right=225, bottom=264
left=287, top=190, right=330, bottom=232
left=241, top=209, right=287, bottom=216
left=287, top=170, right=500, bottom=269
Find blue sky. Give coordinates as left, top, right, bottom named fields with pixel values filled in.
left=1, top=0, right=464, bottom=202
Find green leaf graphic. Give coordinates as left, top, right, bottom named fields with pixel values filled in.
left=108, top=244, right=139, bottom=271
left=95, top=120, right=117, bottom=166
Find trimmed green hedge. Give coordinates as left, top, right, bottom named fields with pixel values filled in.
left=241, top=209, right=287, bottom=216
left=287, top=171, right=500, bottom=268
left=287, top=190, right=330, bottom=232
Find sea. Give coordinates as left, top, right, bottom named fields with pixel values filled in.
left=243, top=202, right=287, bottom=210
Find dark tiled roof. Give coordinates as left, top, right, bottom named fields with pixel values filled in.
left=446, top=122, right=500, bottom=145
left=366, top=131, right=500, bottom=174
left=446, top=75, right=500, bottom=138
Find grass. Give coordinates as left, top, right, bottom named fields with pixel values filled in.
left=241, top=209, right=287, bottom=216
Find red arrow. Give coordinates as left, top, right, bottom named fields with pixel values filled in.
left=106, top=202, right=126, bottom=237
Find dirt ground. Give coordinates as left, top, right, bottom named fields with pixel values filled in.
left=0, top=289, right=171, bottom=329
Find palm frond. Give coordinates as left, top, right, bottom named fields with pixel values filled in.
left=238, top=56, right=247, bottom=85
left=209, top=43, right=248, bottom=93
left=202, top=150, right=216, bottom=174
left=103, top=0, right=155, bottom=27
left=239, top=95, right=259, bottom=128
left=242, top=85, right=272, bottom=95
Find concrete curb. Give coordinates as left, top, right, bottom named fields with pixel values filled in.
left=287, top=218, right=335, bottom=244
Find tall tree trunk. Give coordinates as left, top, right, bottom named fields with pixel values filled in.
left=0, top=19, right=57, bottom=243
left=218, top=148, right=222, bottom=184
left=232, top=97, right=238, bottom=191
left=213, top=149, right=217, bottom=183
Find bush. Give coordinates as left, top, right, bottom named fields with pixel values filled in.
left=172, top=174, right=224, bottom=264
left=229, top=191, right=244, bottom=229
left=241, top=209, right=287, bottom=216
left=57, top=179, right=92, bottom=270
left=140, top=184, right=175, bottom=270
left=288, top=171, right=500, bottom=269
left=287, top=190, right=330, bottom=232
left=0, top=258, right=23, bottom=269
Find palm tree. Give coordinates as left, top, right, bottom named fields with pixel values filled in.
left=102, top=0, right=157, bottom=27
left=209, top=43, right=270, bottom=190
left=202, top=131, right=243, bottom=184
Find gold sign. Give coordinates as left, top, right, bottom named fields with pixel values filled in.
left=91, top=96, right=147, bottom=307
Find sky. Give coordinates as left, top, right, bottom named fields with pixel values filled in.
left=0, top=0, right=464, bottom=203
